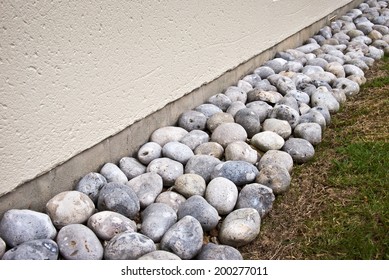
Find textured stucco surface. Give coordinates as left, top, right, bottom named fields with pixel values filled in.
left=0, top=0, right=353, bottom=195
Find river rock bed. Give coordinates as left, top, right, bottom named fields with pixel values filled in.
left=1, top=0, right=388, bottom=260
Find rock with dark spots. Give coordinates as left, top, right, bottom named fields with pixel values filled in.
left=225, top=141, right=258, bottom=164
left=236, top=183, right=275, bottom=218
left=57, top=224, right=103, bottom=260
left=333, top=77, right=360, bottom=96
left=225, top=86, right=247, bottom=103
left=205, top=177, right=238, bottom=215
left=262, top=118, right=292, bottom=139
left=264, top=58, right=287, bottom=73
left=46, top=191, right=95, bottom=228
left=196, top=243, right=243, bottom=260
left=104, top=232, right=156, bottom=260
left=160, top=215, right=203, bottom=260
left=311, top=87, right=340, bottom=113
left=282, top=138, right=315, bottom=164
left=100, top=162, right=128, bottom=184
left=211, top=161, right=259, bottom=186
left=277, top=95, right=299, bottom=112
left=234, top=108, right=261, bottom=138
left=310, top=106, right=331, bottom=125
left=211, top=122, right=248, bottom=148
left=177, top=195, right=219, bottom=231
left=256, top=165, right=291, bottom=195
left=242, top=73, right=262, bottom=86
left=207, top=93, right=232, bottom=111
left=155, top=191, right=186, bottom=213
left=226, top=101, right=246, bottom=117
left=174, top=173, right=207, bottom=198
left=185, top=155, right=221, bottom=183
left=270, top=104, right=300, bottom=129
left=119, top=157, right=146, bottom=180
left=126, top=172, right=163, bottom=208
left=246, top=101, right=273, bottom=123
left=179, top=129, right=209, bottom=151
left=206, top=112, right=235, bottom=133
left=141, top=203, right=177, bottom=242
left=247, top=88, right=284, bottom=104
left=251, top=131, right=285, bottom=152
left=258, top=150, right=294, bottom=173
left=254, top=79, right=278, bottom=91
left=178, top=110, right=207, bottom=131
left=218, top=208, right=261, bottom=247
left=150, top=126, right=188, bottom=147
left=75, top=172, right=107, bottom=204
left=2, top=239, right=59, bottom=260
left=275, top=76, right=296, bottom=95
left=97, top=182, right=140, bottom=219
left=162, top=141, right=194, bottom=165
left=299, top=110, right=327, bottom=131
left=294, top=122, right=322, bottom=145
left=147, top=158, right=184, bottom=187
left=254, top=66, right=275, bottom=79
left=137, top=142, right=162, bottom=165
left=237, top=79, right=253, bottom=93
left=194, top=142, right=224, bottom=159
left=285, top=90, right=310, bottom=105
left=138, top=250, right=181, bottom=260
left=0, top=209, right=57, bottom=247
left=331, top=88, right=347, bottom=105
left=195, top=104, right=223, bottom=118
left=87, top=211, right=137, bottom=241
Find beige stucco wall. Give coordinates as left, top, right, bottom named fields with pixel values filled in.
left=0, top=0, right=354, bottom=196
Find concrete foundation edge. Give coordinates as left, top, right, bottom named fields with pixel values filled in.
left=0, top=0, right=364, bottom=218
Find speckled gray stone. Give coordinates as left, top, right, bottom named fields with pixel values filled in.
left=2, top=239, right=59, bottom=260
left=225, top=141, right=258, bottom=164
left=226, top=101, right=246, bottom=117
left=141, top=203, right=177, bottom=242
left=119, top=157, right=147, bottom=180
left=177, top=195, right=219, bottom=231
left=299, top=110, right=327, bottom=131
left=196, top=243, right=243, bottom=260
left=311, top=87, right=340, bottom=113
left=179, top=129, right=210, bottom=151
left=162, top=141, right=194, bottom=165
left=126, top=172, right=163, bottom=208
left=331, top=88, right=347, bottom=104
left=243, top=73, right=262, bottom=86
left=251, top=131, right=285, bottom=152
left=46, top=191, right=95, bottom=228
left=254, top=66, right=276, bottom=79
left=0, top=209, right=57, bottom=247
left=333, top=77, right=360, bottom=96
left=178, top=110, right=207, bottom=131
left=258, top=150, right=294, bottom=173
left=282, top=138, right=316, bottom=164
left=270, top=104, right=300, bottom=129
left=87, top=211, right=137, bottom=240
left=237, top=79, right=254, bottom=93
left=194, top=142, right=224, bottom=159
left=147, top=158, right=184, bottom=187
left=206, top=112, right=235, bottom=133
left=256, top=165, right=291, bottom=195
left=246, top=101, right=273, bottom=123
left=236, top=183, right=275, bottom=218
left=294, top=122, right=323, bottom=145
left=57, top=224, right=103, bottom=260
left=247, top=88, right=284, bottom=104
left=275, top=76, right=296, bottom=95
left=211, top=122, right=248, bottom=148
left=207, top=93, right=232, bottom=111
left=262, top=118, right=292, bottom=139
left=160, top=215, right=203, bottom=260
left=277, top=95, right=299, bottom=112
left=310, top=106, right=331, bottom=125
left=234, top=108, right=261, bottom=138
left=137, top=142, right=162, bottom=165
left=295, top=42, right=321, bottom=53
left=138, top=250, right=181, bottom=260
left=264, top=58, right=288, bottom=73
left=155, top=191, right=186, bottom=213
left=100, top=162, right=128, bottom=184
left=286, top=90, right=310, bottom=105
left=104, top=232, right=156, bottom=260
left=0, top=237, right=5, bottom=259
left=205, top=177, right=238, bottom=215
left=344, top=63, right=365, bottom=77
left=195, top=103, right=223, bottom=118
left=219, top=208, right=261, bottom=247
left=174, top=173, right=207, bottom=198
left=224, top=86, right=247, bottom=103
left=211, top=161, right=259, bottom=186
left=75, top=172, right=107, bottom=204
left=97, top=182, right=140, bottom=219
left=150, top=126, right=188, bottom=147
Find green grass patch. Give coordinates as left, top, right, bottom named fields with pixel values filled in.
left=362, top=76, right=389, bottom=88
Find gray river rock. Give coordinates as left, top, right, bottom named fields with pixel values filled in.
left=75, top=172, right=107, bottom=204
left=173, top=173, right=207, bottom=198
left=282, top=138, right=316, bottom=163
left=211, top=160, right=259, bottom=186
left=178, top=110, right=207, bottom=131
left=137, top=142, right=162, bottom=165
left=126, top=172, right=163, bottom=208
left=162, top=141, right=194, bottom=165
left=236, top=183, right=275, bottom=218
left=119, top=157, right=147, bottom=180
left=205, top=177, right=238, bottom=215
left=2, top=239, right=59, bottom=260
left=100, top=162, right=128, bottom=184
left=185, top=155, right=222, bottom=182
left=147, top=158, right=184, bottom=186
left=196, top=243, right=243, bottom=260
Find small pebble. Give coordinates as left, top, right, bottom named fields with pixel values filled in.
left=178, top=110, right=207, bottom=131
left=179, top=129, right=210, bottom=150
left=195, top=104, right=223, bottom=118
left=247, top=88, right=283, bottom=104
left=261, top=118, right=292, bottom=139
left=206, top=112, right=235, bottom=133
left=282, top=138, right=316, bottom=163
left=234, top=108, right=261, bottom=138
left=211, top=123, right=248, bottom=148
left=270, top=104, right=300, bottom=129
left=294, top=122, right=323, bottom=145
left=258, top=150, right=294, bottom=173
left=226, top=101, right=246, bottom=117
left=185, top=155, right=222, bottom=182
left=224, top=86, right=247, bottom=103
left=225, top=141, right=258, bottom=164
left=207, top=93, right=232, bottom=111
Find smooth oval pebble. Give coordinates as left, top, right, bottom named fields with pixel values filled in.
left=211, top=123, right=248, bottom=148
left=162, top=141, right=194, bottom=164
left=160, top=215, right=203, bottom=260
left=195, top=103, right=223, bottom=118
left=177, top=195, right=219, bottom=232
left=299, top=110, right=327, bottom=131
left=155, top=191, right=186, bottom=213
left=262, top=118, right=292, bottom=139
left=178, top=110, right=207, bottom=131
left=127, top=172, right=163, bottom=208
left=236, top=183, right=275, bottom=218
left=174, top=173, right=207, bottom=198
left=196, top=243, right=243, bottom=260
left=75, top=172, right=107, bottom=204
left=206, top=112, right=235, bottom=133
left=258, top=150, right=294, bottom=173
left=218, top=208, right=261, bottom=247
left=57, top=224, right=103, bottom=260
left=270, top=104, right=300, bottom=129
left=0, top=209, right=57, bottom=247
left=251, top=131, right=285, bottom=152
left=137, top=142, right=162, bottom=165
left=225, top=141, right=258, bottom=164
left=211, top=161, right=259, bottom=186
left=207, top=93, right=232, bottom=111
left=256, top=165, right=291, bottom=195
left=87, top=211, right=137, bottom=241
left=141, top=203, right=177, bottom=242
left=185, top=155, right=221, bottom=182
left=119, top=157, right=146, bottom=180
left=147, top=158, right=184, bottom=186
left=234, top=108, right=261, bottom=138
left=205, top=177, right=238, bottom=215
left=100, top=162, right=128, bottom=184
left=179, top=129, right=210, bottom=150
left=294, top=122, right=323, bottom=145
left=225, top=86, right=247, bottom=103
left=46, top=191, right=95, bottom=228
left=246, top=101, right=272, bottom=123
left=226, top=101, right=246, bottom=117
left=138, top=250, right=181, bottom=260
left=194, top=142, right=224, bottom=159
left=104, top=232, right=156, bottom=260
left=97, top=182, right=140, bottom=219
left=311, top=87, right=340, bottom=113
left=150, top=126, right=188, bottom=147
left=2, top=239, right=59, bottom=260
left=282, top=138, right=315, bottom=163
